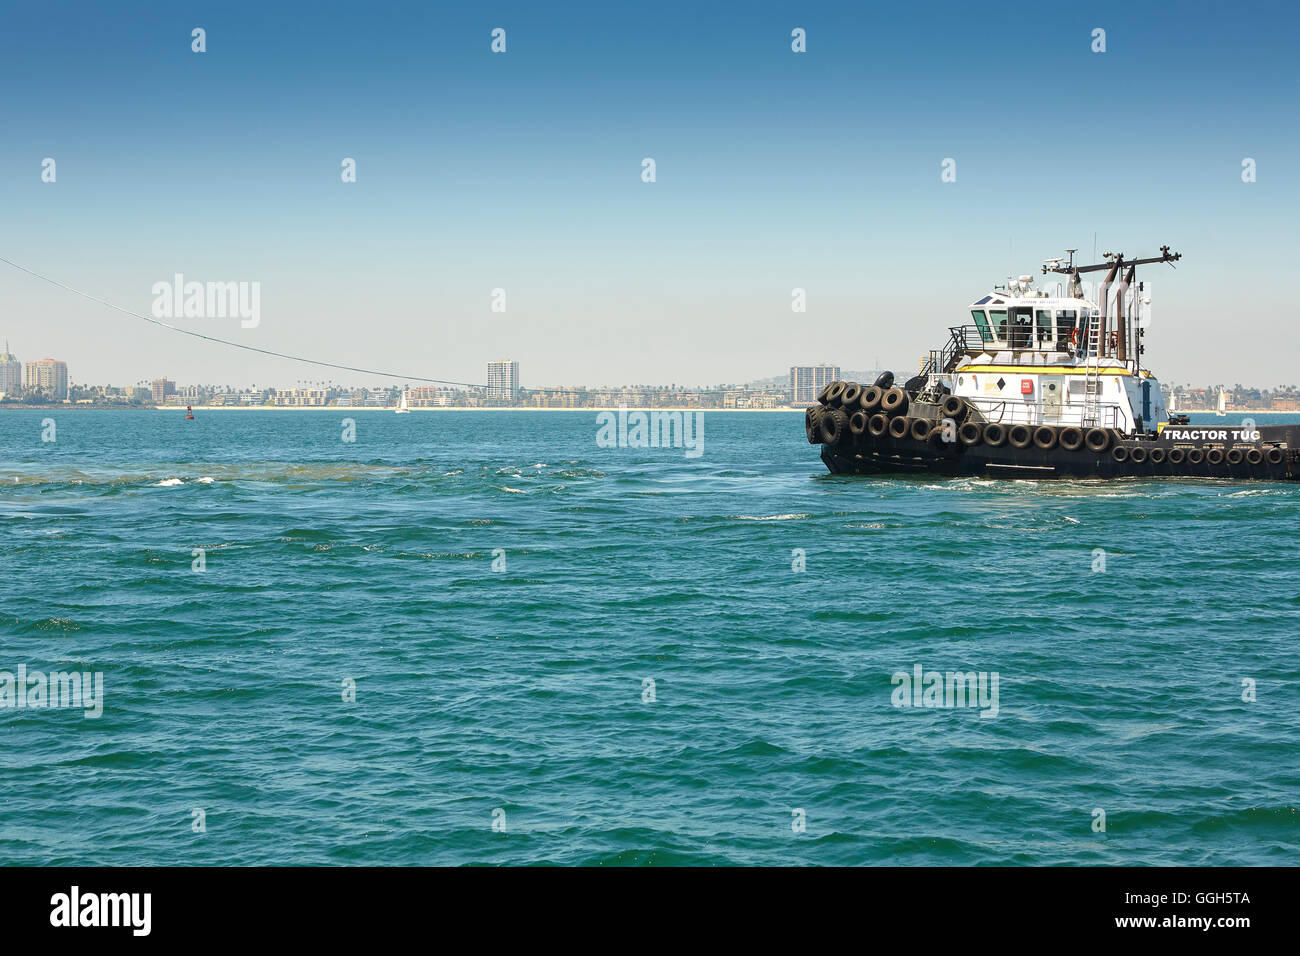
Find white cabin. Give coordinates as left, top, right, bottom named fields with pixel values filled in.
left=923, top=272, right=1167, bottom=434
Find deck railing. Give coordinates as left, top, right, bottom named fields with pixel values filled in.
left=946, top=324, right=1084, bottom=355
left=967, top=397, right=1124, bottom=429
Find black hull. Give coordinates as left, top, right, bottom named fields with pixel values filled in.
left=819, top=424, right=1300, bottom=481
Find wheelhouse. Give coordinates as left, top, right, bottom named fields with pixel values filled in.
left=967, top=294, right=1093, bottom=354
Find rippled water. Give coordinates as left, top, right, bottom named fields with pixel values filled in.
left=1, top=409, right=1298, bottom=865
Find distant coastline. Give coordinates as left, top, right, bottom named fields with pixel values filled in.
left=148, top=405, right=805, bottom=413
left=2, top=405, right=1297, bottom=415
left=0, top=404, right=803, bottom=412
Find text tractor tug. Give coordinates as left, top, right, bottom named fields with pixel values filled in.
left=806, top=246, right=1300, bottom=480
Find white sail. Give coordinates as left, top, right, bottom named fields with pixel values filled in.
left=1216, top=387, right=1226, bottom=415
left=395, top=388, right=410, bottom=413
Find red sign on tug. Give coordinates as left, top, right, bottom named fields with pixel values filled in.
left=1020, top=379, right=1034, bottom=395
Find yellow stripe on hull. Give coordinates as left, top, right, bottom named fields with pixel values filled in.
left=958, top=365, right=1137, bottom=377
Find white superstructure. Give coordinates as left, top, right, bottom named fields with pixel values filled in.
left=918, top=248, right=1179, bottom=434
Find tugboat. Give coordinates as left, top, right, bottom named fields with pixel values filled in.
left=806, top=246, right=1299, bottom=480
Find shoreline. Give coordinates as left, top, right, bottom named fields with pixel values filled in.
left=151, top=405, right=806, bottom=413
left=3, top=405, right=1298, bottom=415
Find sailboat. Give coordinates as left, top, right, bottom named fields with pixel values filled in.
left=395, top=388, right=410, bottom=414
left=1216, top=387, right=1227, bottom=417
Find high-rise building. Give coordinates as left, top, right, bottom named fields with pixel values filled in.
left=0, top=342, right=20, bottom=396
left=486, top=359, right=520, bottom=402
left=23, top=358, right=69, bottom=400
left=789, top=364, right=841, bottom=404
left=151, top=378, right=176, bottom=404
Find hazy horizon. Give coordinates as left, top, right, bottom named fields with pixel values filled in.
left=3, top=0, right=1297, bottom=390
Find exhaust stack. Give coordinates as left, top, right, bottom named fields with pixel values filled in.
left=1116, top=264, right=1136, bottom=362
left=1098, top=258, right=1121, bottom=357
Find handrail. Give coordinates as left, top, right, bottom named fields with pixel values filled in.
left=948, top=324, right=1087, bottom=356
left=967, top=396, right=1124, bottom=429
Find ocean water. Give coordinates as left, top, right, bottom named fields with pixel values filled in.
left=1, top=408, right=1298, bottom=866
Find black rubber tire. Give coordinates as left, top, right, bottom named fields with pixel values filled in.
left=823, top=381, right=847, bottom=406
left=849, top=410, right=870, bottom=438
left=887, top=415, right=910, bottom=439
left=1008, top=424, right=1033, bottom=449
left=1085, top=428, right=1111, bottom=453
left=859, top=386, right=883, bottom=413
left=927, top=429, right=951, bottom=453
left=1266, top=447, right=1285, bottom=465
left=1130, top=445, right=1148, bottom=464
left=939, top=395, right=967, bottom=422
left=805, top=406, right=824, bottom=444
left=1167, top=448, right=1185, bottom=464
left=1206, top=448, right=1224, bottom=465
left=1149, top=447, right=1167, bottom=464
left=1246, top=448, right=1263, bottom=465
left=879, top=387, right=909, bottom=416
left=874, top=371, right=895, bottom=389
left=816, top=382, right=836, bottom=404
left=1187, top=448, right=1204, bottom=464
left=983, top=423, right=1006, bottom=447
left=1226, top=448, right=1244, bottom=465
left=909, top=417, right=933, bottom=441
left=1059, top=427, right=1084, bottom=451
left=1112, top=445, right=1129, bottom=462
left=819, top=407, right=849, bottom=444
left=958, top=421, right=982, bottom=445
left=868, top=413, right=889, bottom=437
left=840, top=382, right=862, bottom=408
left=1033, top=425, right=1058, bottom=450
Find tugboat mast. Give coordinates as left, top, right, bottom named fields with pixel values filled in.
left=1041, top=246, right=1180, bottom=379
left=1041, top=245, right=1181, bottom=276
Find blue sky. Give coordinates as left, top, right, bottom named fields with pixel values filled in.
left=2, top=0, right=1296, bottom=388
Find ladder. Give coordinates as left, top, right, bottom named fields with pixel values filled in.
left=1081, top=313, right=1102, bottom=427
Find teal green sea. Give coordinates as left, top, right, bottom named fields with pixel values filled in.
left=1, top=410, right=1297, bottom=865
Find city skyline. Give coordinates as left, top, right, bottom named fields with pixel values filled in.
left=3, top=1, right=1298, bottom=390
left=4, top=329, right=1299, bottom=413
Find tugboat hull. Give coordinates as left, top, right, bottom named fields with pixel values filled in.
left=819, top=424, right=1300, bottom=480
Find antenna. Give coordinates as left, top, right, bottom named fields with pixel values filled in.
left=1043, top=246, right=1180, bottom=275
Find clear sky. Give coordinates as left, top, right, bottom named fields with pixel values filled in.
left=2, top=0, right=1296, bottom=389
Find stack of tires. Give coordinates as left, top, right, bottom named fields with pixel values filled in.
left=1108, top=442, right=1286, bottom=474
left=957, top=421, right=1114, bottom=453
left=807, top=374, right=912, bottom=446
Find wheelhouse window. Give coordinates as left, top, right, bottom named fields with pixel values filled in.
left=988, top=309, right=1008, bottom=344
left=1009, top=306, right=1033, bottom=348
left=1056, top=310, right=1077, bottom=342
left=970, top=309, right=992, bottom=342
left=1035, top=310, right=1052, bottom=344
